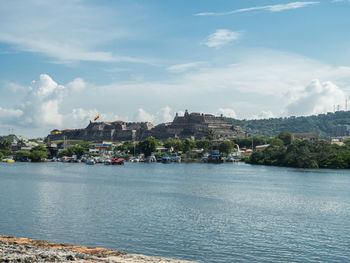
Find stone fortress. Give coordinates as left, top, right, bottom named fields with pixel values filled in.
left=48, top=110, right=247, bottom=142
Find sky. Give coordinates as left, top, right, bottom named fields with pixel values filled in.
left=1, top=0, right=350, bottom=137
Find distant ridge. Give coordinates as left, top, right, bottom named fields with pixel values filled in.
left=225, top=111, right=350, bottom=138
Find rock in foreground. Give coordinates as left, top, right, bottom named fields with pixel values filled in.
left=0, top=235, right=195, bottom=263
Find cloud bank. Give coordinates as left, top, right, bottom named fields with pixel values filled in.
left=286, top=79, right=345, bottom=116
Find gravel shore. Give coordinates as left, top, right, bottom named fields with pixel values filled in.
left=0, top=235, right=195, bottom=263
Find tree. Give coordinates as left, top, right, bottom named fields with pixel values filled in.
left=138, top=137, right=158, bottom=157
left=182, top=138, right=195, bottom=153
left=14, top=151, right=30, bottom=161
left=206, top=129, right=216, bottom=141
left=195, top=139, right=211, bottom=152
left=68, top=145, right=86, bottom=157
left=219, top=140, right=234, bottom=154
left=268, top=138, right=284, bottom=147
left=164, top=139, right=183, bottom=152
left=277, top=132, right=292, bottom=146
left=0, top=138, right=12, bottom=156
left=30, top=144, right=48, bottom=162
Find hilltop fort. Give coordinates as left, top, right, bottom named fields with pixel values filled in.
left=48, top=110, right=247, bottom=142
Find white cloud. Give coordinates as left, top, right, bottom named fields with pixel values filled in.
left=0, top=75, right=109, bottom=134
left=0, top=1, right=147, bottom=64
left=250, top=111, right=275, bottom=120
left=134, top=107, right=174, bottom=124
left=217, top=108, right=237, bottom=118
left=194, top=1, right=319, bottom=16
left=18, top=74, right=65, bottom=127
left=135, top=108, right=155, bottom=122
left=205, top=30, right=241, bottom=49
left=66, top=78, right=86, bottom=92
left=156, top=106, right=173, bottom=123
left=167, top=62, right=206, bottom=73
left=0, top=107, right=23, bottom=119
left=286, top=79, right=345, bottom=116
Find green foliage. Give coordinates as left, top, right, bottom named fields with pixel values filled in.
left=277, top=132, right=292, bottom=146
left=57, top=145, right=86, bottom=158
left=195, top=139, right=211, bottom=152
left=164, top=139, right=183, bottom=152
left=29, top=145, right=48, bottom=162
left=58, top=149, right=69, bottom=157
left=117, top=141, right=135, bottom=153
left=0, top=151, right=4, bottom=159
left=138, top=137, right=158, bottom=157
left=206, top=129, right=216, bottom=141
left=78, top=141, right=93, bottom=151
left=15, top=151, right=30, bottom=161
left=0, top=138, right=12, bottom=156
left=268, top=138, right=284, bottom=147
left=219, top=140, right=234, bottom=154
left=248, top=137, right=350, bottom=169
left=31, top=145, right=47, bottom=152
left=182, top=138, right=195, bottom=153
left=226, top=111, right=350, bottom=138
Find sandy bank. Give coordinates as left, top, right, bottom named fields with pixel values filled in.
left=0, top=235, right=195, bottom=263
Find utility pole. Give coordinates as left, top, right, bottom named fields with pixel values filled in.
left=346, top=99, right=348, bottom=111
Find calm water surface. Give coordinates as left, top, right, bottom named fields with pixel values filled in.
left=0, top=162, right=350, bottom=262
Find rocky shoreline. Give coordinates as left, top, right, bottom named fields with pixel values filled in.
left=0, top=235, right=195, bottom=263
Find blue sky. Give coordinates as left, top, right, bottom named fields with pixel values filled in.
left=1, top=0, right=350, bottom=137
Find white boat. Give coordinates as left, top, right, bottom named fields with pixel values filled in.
left=86, top=159, right=95, bottom=165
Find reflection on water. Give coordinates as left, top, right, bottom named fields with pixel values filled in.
left=0, top=162, right=350, bottom=262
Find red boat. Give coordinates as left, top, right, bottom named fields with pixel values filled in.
left=111, top=158, right=125, bottom=165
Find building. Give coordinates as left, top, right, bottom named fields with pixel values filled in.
left=291, top=133, right=318, bottom=142
left=333, top=124, right=350, bottom=137
left=47, top=110, right=247, bottom=142
left=150, top=110, right=247, bottom=140
left=48, top=121, right=154, bottom=142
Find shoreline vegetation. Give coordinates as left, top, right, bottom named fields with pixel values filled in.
left=3, top=132, right=350, bottom=168
left=0, top=235, right=195, bottom=263
left=247, top=133, right=350, bottom=169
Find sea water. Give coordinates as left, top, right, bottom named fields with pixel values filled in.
left=0, top=162, right=350, bottom=262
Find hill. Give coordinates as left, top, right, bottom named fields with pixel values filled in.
left=226, top=111, right=350, bottom=138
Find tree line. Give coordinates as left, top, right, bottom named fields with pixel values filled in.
left=247, top=132, right=350, bottom=169
left=226, top=110, right=350, bottom=137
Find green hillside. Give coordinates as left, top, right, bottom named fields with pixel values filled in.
left=226, top=111, right=350, bottom=138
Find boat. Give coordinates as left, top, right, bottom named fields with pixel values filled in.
left=145, top=155, right=156, bottom=163
left=104, top=159, right=112, bottom=165
left=208, top=153, right=224, bottom=163
left=162, top=155, right=171, bottom=163
left=171, top=153, right=181, bottom=163
left=129, top=157, right=140, bottom=163
left=2, top=158, right=15, bottom=163
left=86, top=159, right=95, bottom=165
left=111, top=158, right=125, bottom=165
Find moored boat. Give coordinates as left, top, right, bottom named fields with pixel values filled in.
left=2, top=158, right=15, bottom=163
left=111, top=158, right=125, bottom=165
left=86, top=159, right=95, bottom=165
left=162, top=155, right=171, bottom=163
